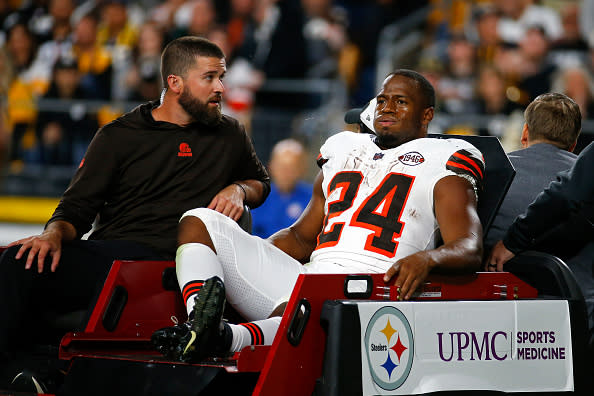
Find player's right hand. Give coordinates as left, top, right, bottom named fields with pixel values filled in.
left=384, top=251, right=434, bottom=300
left=8, top=231, right=63, bottom=273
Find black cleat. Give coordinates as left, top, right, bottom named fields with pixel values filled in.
left=151, top=321, right=193, bottom=360
left=152, top=276, right=229, bottom=362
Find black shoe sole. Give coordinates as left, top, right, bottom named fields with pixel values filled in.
left=181, top=276, right=226, bottom=362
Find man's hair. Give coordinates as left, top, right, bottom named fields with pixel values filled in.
left=388, top=69, right=436, bottom=108
left=524, top=93, right=581, bottom=150
left=271, top=138, right=305, bottom=157
left=160, top=36, right=225, bottom=86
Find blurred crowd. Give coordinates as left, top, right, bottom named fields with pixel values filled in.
left=0, top=0, right=416, bottom=169
left=0, top=0, right=593, bottom=172
left=423, top=0, right=594, bottom=148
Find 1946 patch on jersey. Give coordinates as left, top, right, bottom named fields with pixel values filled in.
left=398, top=152, right=425, bottom=166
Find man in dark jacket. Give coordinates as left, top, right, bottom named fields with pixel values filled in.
left=484, top=93, right=581, bottom=252
left=0, top=37, right=270, bottom=388
left=487, top=142, right=594, bottom=332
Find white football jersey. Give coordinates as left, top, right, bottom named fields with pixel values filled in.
left=309, top=132, right=484, bottom=273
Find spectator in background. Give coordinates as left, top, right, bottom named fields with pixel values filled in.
left=518, top=25, right=557, bottom=98
left=31, top=55, right=98, bottom=166
left=217, top=0, right=258, bottom=118
left=494, top=0, right=563, bottom=46
left=552, top=63, right=594, bottom=120
left=437, top=33, right=478, bottom=115
left=474, top=64, right=521, bottom=138
left=96, top=0, right=139, bottom=101
left=205, top=25, right=246, bottom=116
left=4, top=22, right=45, bottom=165
left=149, top=0, right=186, bottom=33
left=552, top=63, right=594, bottom=150
left=29, top=0, right=75, bottom=91
left=70, top=13, right=113, bottom=100
left=96, top=0, right=137, bottom=50
left=471, top=2, right=501, bottom=67
left=4, top=22, right=41, bottom=89
left=301, top=0, right=347, bottom=79
left=169, top=0, right=217, bottom=41
left=206, top=25, right=232, bottom=62
left=124, top=21, right=165, bottom=101
left=551, top=3, right=590, bottom=58
left=475, top=64, right=518, bottom=117
left=485, top=93, right=580, bottom=253
left=495, top=25, right=557, bottom=106
left=233, top=0, right=308, bottom=164
left=236, top=0, right=307, bottom=91
left=226, top=0, right=255, bottom=59
left=9, top=0, right=51, bottom=44
left=252, top=139, right=312, bottom=238
left=344, top=0, right=426, bottom=106
left=30, top=0, right=75, bottom=44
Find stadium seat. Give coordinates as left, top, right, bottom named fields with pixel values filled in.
left=428, top=134, right=515, bottom=232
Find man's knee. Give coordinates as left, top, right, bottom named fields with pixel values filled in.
left=0, top=246, right=28, bottom=276
left=178, top=210, right=216, bottom=252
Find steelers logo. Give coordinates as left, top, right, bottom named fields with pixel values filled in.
left=364, top=306, right=414, bottom=390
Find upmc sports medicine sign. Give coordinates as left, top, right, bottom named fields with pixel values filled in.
left=358, top=300, right=573, bottom=395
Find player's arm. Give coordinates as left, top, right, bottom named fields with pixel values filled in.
left=384, top=175, right=483, bottom=299
left=268, top=171, right=325, bottom=263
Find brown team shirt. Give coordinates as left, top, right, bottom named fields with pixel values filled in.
left=47, top=101, right=270, bottom=258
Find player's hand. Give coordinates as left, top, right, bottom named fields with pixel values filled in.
left=207, top=184, right=245, bottom=221
left=8, top=230, right=63, bottom=273
left=485, top=240, right=515, bottom=272
left=383, top=251, right=434, bottom=300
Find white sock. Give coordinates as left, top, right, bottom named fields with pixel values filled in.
left=176, top=243, right=224, bottom=315
left=228, top=317, right=282, bottom=352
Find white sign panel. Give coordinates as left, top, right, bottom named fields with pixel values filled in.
left=358, top=300, right=573, bottom=395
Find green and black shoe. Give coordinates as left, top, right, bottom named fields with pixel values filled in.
left=151, top=276, right=231, bottom=362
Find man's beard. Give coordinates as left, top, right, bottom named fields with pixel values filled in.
left=179, top=88, right=222, bottom=127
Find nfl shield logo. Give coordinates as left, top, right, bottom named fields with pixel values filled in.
left=373, top=153, right=384, bottom=160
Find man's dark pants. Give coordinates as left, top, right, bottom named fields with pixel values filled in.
left=0, top=239, right=167, bottom=386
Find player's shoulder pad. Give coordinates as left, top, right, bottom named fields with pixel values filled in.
left=443, top=138, right=485, bottom=191
left=317, top=131, right=371, bottom=168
